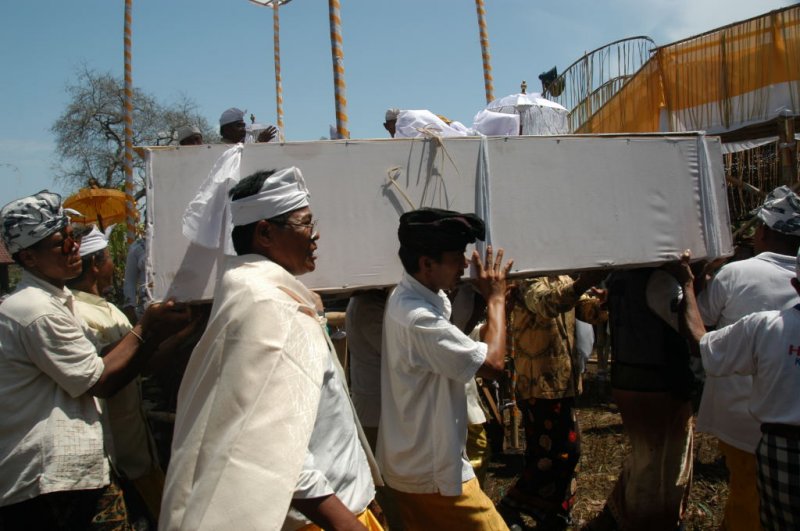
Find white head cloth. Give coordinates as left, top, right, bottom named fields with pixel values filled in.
left=0, top=190, right=80, bottom=253
left=182, top=145, right=310, bottom=255
left=395, top=110, right=472, bottom=138
left=177, top=125, right=202, bottom=143
left=230, top=167, right=310, bottom=226
left=753, top=185, right=800, bottom=236
left=79, top=225, right=114, bottom=257
left=219, top=107, right=246, bottom=126
left=385, top=108, right=400, bottom=122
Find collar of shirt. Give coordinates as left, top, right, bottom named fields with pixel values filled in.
left=226, top=253, right=322, bottom=314
left=399, top=271, right=452, bottom=320
left=755, top=251, right=797, bottom=270
left=18, top=269, right=75, bottom=312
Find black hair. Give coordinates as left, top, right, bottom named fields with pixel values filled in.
left=229, top=170, right=293, bottom=255
left=398, top=245, right=444, bottom=275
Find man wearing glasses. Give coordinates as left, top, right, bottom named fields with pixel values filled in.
left=0, top=191, right=189, bottom=529
left=162, top=168, right=382, bottom=530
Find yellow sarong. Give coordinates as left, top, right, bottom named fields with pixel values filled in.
left=298, top=507, right=383, bottom=530
left=390, top=477, right=508, bottom=531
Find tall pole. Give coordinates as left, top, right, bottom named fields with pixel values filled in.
left=328, top=0, right=349, bottom=139
left=123, top=0, right=135, bottom=245
left=475, top=0, right=494, bottom=104
left=272, top=2, right=285, bottom=142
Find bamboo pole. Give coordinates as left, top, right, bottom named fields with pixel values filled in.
left=123, top=0, right=135, bottom=245
left=273, top=2, right=285, bottom=142
left=328, top=0, right=349, bottom=139
left=475, top=0, right=494, bottom=104
left=124, top=0, right=136, bottom=245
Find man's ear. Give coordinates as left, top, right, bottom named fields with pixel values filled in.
left=253, top=219, right=273, bottom=249
left=420, top=256, right=433, bottom=273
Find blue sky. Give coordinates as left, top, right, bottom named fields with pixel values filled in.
left=0, top=0, right=794, bottom=207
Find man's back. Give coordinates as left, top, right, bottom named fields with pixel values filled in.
left=697, top=252, right=799, bottom=451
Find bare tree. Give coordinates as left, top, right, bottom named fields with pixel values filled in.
left=51, top=66, right=218, bottom=190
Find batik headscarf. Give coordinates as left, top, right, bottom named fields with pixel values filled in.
left=752, top=185, right=800, bottom=236
left=0, top=191, right=78, bottom=253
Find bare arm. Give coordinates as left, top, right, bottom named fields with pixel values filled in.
left=471, top=246, right=513, bottom=379
left=666, top=251, right=707, bottom=356
left=291, top=495, right=367, bottom=531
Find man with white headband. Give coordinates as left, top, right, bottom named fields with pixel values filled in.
left=67, top=225, right=171, bottom=525
left=0, top=191, right=189, bottom=529
left=162, top=168, right=382, bottom=530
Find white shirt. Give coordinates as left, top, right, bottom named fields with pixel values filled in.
left=377, top=272, right=487, bottom=496
left=346, top=291, right=387, bottom=428
left=73, top=290, right=157, bottom=481
left=161, top=255, right=375, bottom=531
left=123, top=239, right=147, bottom=316
left=700, top=306, right=800, bottom=426
left=0, top=271, right=108, bottom=506
left=696, top=252, right=798, bottom=451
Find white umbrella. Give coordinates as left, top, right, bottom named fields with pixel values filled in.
left=485, top=82, right=569, bottom=135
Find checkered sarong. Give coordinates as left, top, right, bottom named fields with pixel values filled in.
left=756, top=432, right=800, bottom=530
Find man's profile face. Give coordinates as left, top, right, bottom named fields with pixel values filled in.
left=268, top=207, right=319, bottom=276
left=221, top=120, right=247, bottom=142
left=428, top=250, right=467, bottom=292
left=96, top=248, right=115, bottom=296
left=383, top=120, right=397, bottom=138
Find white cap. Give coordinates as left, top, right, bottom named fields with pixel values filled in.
left=385, top=108, right=400, bottom=122
left=79, top=225, right=110, bottom=257
left=177, top=125, right=202, bottom=142
left=219, top=107, right=246, bottom=126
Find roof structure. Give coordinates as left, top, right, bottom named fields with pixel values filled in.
left=0, top=240, right=13, bottom=265
left=572, top=5, right=800, bottom=138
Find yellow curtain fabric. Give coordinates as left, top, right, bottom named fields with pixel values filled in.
left=579, top=6, right=800, bottom=134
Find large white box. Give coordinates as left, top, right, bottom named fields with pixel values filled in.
left=145, top=133, right=731, bottom=302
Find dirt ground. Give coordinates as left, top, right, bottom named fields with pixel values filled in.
left=482, top=371, right=728, bottom=530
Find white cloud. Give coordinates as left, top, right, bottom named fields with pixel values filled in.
left=628, top=0, right=795, bottom=44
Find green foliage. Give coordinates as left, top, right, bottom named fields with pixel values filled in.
left=106, top=222, right=138, bottom=307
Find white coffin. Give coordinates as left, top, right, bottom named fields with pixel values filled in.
left=144, top=133, right=731, bottom=302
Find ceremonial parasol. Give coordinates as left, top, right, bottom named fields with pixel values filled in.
left=64, top=188, right=136, bottom=231
left=486, top=81, right=569, bottom=135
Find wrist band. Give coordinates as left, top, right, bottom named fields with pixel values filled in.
left=130, top=329, right=145, bottom=344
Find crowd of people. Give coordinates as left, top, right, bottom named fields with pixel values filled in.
left=1, top=115, right=799, bottom=530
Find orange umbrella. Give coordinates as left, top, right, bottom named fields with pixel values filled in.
left=63, top=188, right=137, bottom=230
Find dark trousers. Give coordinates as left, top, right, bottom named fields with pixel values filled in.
left=0, top=478, right=131, bottom=531
left=509, top=396, right=581, bottom=516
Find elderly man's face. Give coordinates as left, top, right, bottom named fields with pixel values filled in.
left=180, top=133, right=204, bottom=146
left=95, top=248, right=115, bottom=296
left=384, top=119, right=397, bottom=138
left=20, top=225, right=83, bottom=286
left=221, top=120, right=247, bottom=143
left=268, top=207, right=319, bottom=276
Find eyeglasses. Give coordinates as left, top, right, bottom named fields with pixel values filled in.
left=56, top=229, right=81, bottom=255
left=276, top=219, right=318, bottom=233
